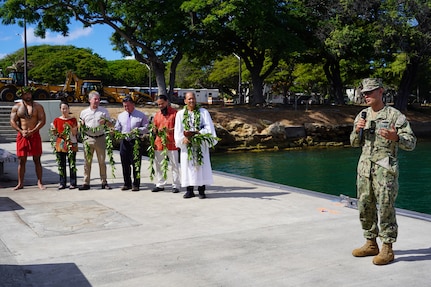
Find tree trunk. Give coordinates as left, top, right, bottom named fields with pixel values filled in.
left=395, top=56, right=420, bottom=111
left=133, top=50, right=168, bottom=101
left=323, top=57, right=344, bottom=105
left=152, top=61, right=167, bottom=99
left=242, top=58, right=265, bottom=105
left=167, top=52, right=183, bottom=101
left=239, top=50, right=278, bottom=105
left=250, top=70, right=265, bottom=105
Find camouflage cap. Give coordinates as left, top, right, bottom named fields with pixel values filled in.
left=360, top=78, right=383, bottom=93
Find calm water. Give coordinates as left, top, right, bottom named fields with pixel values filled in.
left=211, top=141, right=431, bottom=215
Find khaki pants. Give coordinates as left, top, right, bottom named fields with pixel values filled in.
left=83, top=136, right=107, bottom=185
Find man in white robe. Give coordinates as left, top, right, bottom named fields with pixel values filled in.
left=174, top=92, right=218, bottom=199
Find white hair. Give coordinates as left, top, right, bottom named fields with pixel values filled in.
left=88, top=90, right=100, bottom=100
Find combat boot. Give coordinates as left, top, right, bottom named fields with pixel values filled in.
left=372, top=243, right=394, bottom=265
left=352, top=239, right=379, bottom=257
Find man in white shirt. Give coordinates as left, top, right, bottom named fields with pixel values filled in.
left=79, top=91, right=112, bottom=190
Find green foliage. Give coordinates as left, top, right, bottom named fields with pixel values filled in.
left=0, top=45, right=110, bottom=84
left=0, top=0, right=194, bottom=101
left=174, top=56, right=214, bottom=88
left=208, top=55, right=250, bottom=96
left=182, top=0, right=308, bottom=103
left=0, top=45, right=153, bottom=86
left=2, top=0, right=431, bottom=108
left=292, top=63, right=327, bottom=94
left=107, top=60, right=149, bottom=86
left=263, top=58, right=297, bottom=97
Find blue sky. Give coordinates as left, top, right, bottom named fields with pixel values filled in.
left=0, top=21, right=125, bottom=61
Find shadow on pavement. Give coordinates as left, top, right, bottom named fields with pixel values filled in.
left=0, top=158, right=61, bottom=189
left=209, top=185, right=290, bottom=199
left=0, top=197, right=24, bottom=212
left=0, top=263, right=92, bottom=287
left=395, top=247, right=431, bottom=262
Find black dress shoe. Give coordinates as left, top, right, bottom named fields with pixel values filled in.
left=172, top=188, right=180, bottom=193
left=58, top=185, right=66, bottom=190
left=198, top=185, right=206, bottom=199
left=102, top=184, right=112, bottom=190
left=78, top=184, right=90, bottom=190
left=132, top=186, right=140, bottom=192
left=183, top=191, right=195, bottom=198
left=151, top=187, right=164, bottom=192
left=121, top=186, right=132, bottom=191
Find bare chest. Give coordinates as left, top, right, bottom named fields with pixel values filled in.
left=16, top=103, right=35, bottom=119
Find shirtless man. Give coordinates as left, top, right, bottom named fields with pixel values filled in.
left=10, top=87, right=46, bottom=190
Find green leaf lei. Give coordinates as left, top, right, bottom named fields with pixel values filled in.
left=147, top=123, right=169, bottom=181
left=182, top=104, right=201, bottom=131
left=188, top=133, right=220, bottom=166
left=105, top=127, right=116, bottom=178
left=79, top=117, right=117, bottom=178
left=49, top=123, right=77, bottom=177
left=182, top=105, right=220, bottom=166
left=147, top=124, right=156, bottom=180
left=113, top=128, right=143, bottom=179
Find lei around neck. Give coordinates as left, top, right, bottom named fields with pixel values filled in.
left=183, top=104, right=201, bottom=131
left=181, top=104, right=220, bottom=166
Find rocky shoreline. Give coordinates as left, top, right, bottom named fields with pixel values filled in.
left=209, top=106, right=431, bottom=152
left=213, top=120, right=431, bottom=152
left=71, top=104, right=431, bottom=153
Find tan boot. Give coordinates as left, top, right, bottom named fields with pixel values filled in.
left=352, top=239, right=379, bottom=257
left=373, top=243, right=394, bottom=265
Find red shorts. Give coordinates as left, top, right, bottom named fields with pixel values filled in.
left=16, top=132, right=42, bottom=157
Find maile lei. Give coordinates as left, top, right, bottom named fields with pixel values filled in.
left=113, top=129, right=143, bottom=179
left=182, top=105, right=220, bottom=166
left=49, top=123, right=77, bottom=176
left=79, top=117, right=117, bottom=178
left=147, top=123, right=169, bottom=181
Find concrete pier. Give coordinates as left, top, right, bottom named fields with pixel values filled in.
left=1, top=142, right=430, bottom=286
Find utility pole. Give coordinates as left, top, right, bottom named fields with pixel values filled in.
left=233, top=53, right=242, bottom=104
left=23, top=18, right=28, bottom=86
left=145, top=63, right=151, bottom=99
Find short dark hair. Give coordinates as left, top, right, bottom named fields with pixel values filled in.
left=122, top=96, right=134, bottom=103
left=59, top=101, right=70, bottom=109
left=158, top=94, right=168, bottom=101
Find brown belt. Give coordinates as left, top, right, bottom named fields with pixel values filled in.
left=86, top=133, right=105, bottom=138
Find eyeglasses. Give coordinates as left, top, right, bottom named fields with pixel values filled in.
left=363, top=89, right=378, bottom=96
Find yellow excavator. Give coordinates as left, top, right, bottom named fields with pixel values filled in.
left=0, top=71, right=62, bottom=101
left=56, top=70, right=103, bottom=103
left=57, top=71, right=152, bottom=104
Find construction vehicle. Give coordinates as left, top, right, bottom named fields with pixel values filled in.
left=104, top=86, right=153, bottom=104
left=55, top=71, right=102, bottom=103
left=56, top=71, right=153, bottom=104
left=0, top=71, right=62, bottom=101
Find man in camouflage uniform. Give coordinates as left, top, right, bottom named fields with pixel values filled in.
left=350, top=78, right=416, bottom=265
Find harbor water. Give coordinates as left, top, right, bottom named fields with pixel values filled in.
left=211, top=140, right=431, bottom=215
